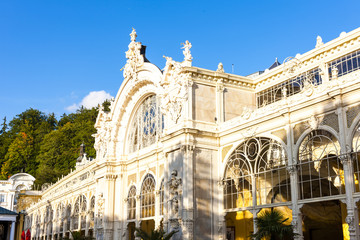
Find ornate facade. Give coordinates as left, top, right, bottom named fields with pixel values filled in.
left=26, top=27, right=360, bottom=240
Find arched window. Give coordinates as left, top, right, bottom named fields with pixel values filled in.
left=127, top=186, right=136, bottom=220
left=127, top=95, right=164, bottom=153
left=224, top=147, right=252, bottom=209
left=159, top=179, right=164, bottom=216
left=140, top=174, right=156, bottom=218
left=255, top=138, right=290, bottom=205
left=223, top=137, right=290, bottom=210
left=298, top=129, right=344, bottom=199
left=73, top=195, right=87, bottom=230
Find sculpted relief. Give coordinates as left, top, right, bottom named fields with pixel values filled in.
left=160, top=55, right=192, bottom=125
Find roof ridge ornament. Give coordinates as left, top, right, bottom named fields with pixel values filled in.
left=181, top=40, right=192, bottom=66
left=315, top=35, right=324, bottom=48
left=121, top=28, right=144, bottom=81
left=216, top=62, right=224, bottom=73
left=130, top=28, right=137, bottom=42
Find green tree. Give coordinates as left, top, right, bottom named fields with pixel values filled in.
left=0, top=117, right=7, bottom=134
left=250, top=209, right=298, bottom=240
left=0, top=109, right=57, bottom=179
left=35, top=107, right=98, bottom=185
left=134, top=227, right=178, bottom=240
left=0, top=117, right=11, bottom=173
left=1, top=132, right=35, bottom=178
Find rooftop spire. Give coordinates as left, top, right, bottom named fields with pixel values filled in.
left=130, top=28, right=137, bottom=42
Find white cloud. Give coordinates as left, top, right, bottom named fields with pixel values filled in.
left=65, top=103, right=78, bottom=112
left=65, top=90, right=113, bottom=112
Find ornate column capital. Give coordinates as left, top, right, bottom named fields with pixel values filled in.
left=339, top=154, right=352, bottom=165
left=286, top=165, right=298, bottom=175
left=180, top=144, right=195, bottom=153
left=105, top=174, right=118, bottom=180
left=216, top=78, right=225, bottom=92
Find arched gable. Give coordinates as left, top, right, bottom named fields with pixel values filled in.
left=94, top=61, right=163, bottom=161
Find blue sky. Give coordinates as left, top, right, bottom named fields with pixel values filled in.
left=1, top=0, right=359, bottom=123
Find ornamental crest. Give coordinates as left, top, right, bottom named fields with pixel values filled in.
left=160, top=56, right=192, bottom=124
left=283, top=57, right=302, bottom=78
left=122, top=28, right=144, bottom=81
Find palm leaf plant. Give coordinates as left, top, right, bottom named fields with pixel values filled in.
left=135, top=227, right=178, bottom=240
left=249, top=209, right=298, bottom=240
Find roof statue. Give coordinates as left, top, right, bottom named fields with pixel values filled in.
left=181, top=40, right=192, bottom=66
left=130, top=27, right=137, bottom=42
left=216, top=62, right=225, bottom=73
left=315, top=35, right=324, bottom=48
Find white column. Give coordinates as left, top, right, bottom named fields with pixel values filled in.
left=163, top=152, right=170, bottom=233
left=337, top=102, right=360, bottom=239
left=135, top=195, right=141, bottom=240
left=10, top=221, right=16, bottom=240
left=181, top=145, right=194, bottom=240
left=154, top=190, right=161, bottom=229
left=104, top=174, right=116, bottom=240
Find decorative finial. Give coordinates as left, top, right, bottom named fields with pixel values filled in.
left=315, top=35, right=324, bottom=48
left=130, top=28, right=137, bottom=42
left=181, top=40, right=193, bottom=62
left=216, top=62, right=224, bottom=73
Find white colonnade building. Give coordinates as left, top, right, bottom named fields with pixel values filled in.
left=26, top=27, right=360, bottom=240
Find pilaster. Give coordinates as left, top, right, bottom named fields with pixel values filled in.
left=337, top=102, right=360, bottom=239
left=215, top=78, right=224, bottom=123
left=181, top=144, right=195, bottom=240
left=103, top=173, right=117, bottom=240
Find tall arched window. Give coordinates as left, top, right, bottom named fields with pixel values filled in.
left=127, top=186, right=136, bottom=220
left=57, top=203, right=64, bottom=233
left=66, top=204, right=71, bottom=231
left=73, top=195, right=87, bottom=230
left=224, top=148, right=252, bottom=209
left=140, top=174, right=156, bottom=218
left=127, top=95, right=164, bottom=153
left=298, top=129, right=344, bottom=199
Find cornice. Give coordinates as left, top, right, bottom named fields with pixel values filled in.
left=183, top=66, right=255, bottom=91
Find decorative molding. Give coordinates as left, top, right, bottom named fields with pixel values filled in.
left=122, top=28, right=144, bottom=82
left=306, top=115, right=319, bottom=130
left=160, top=56, right=191, bottom=124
